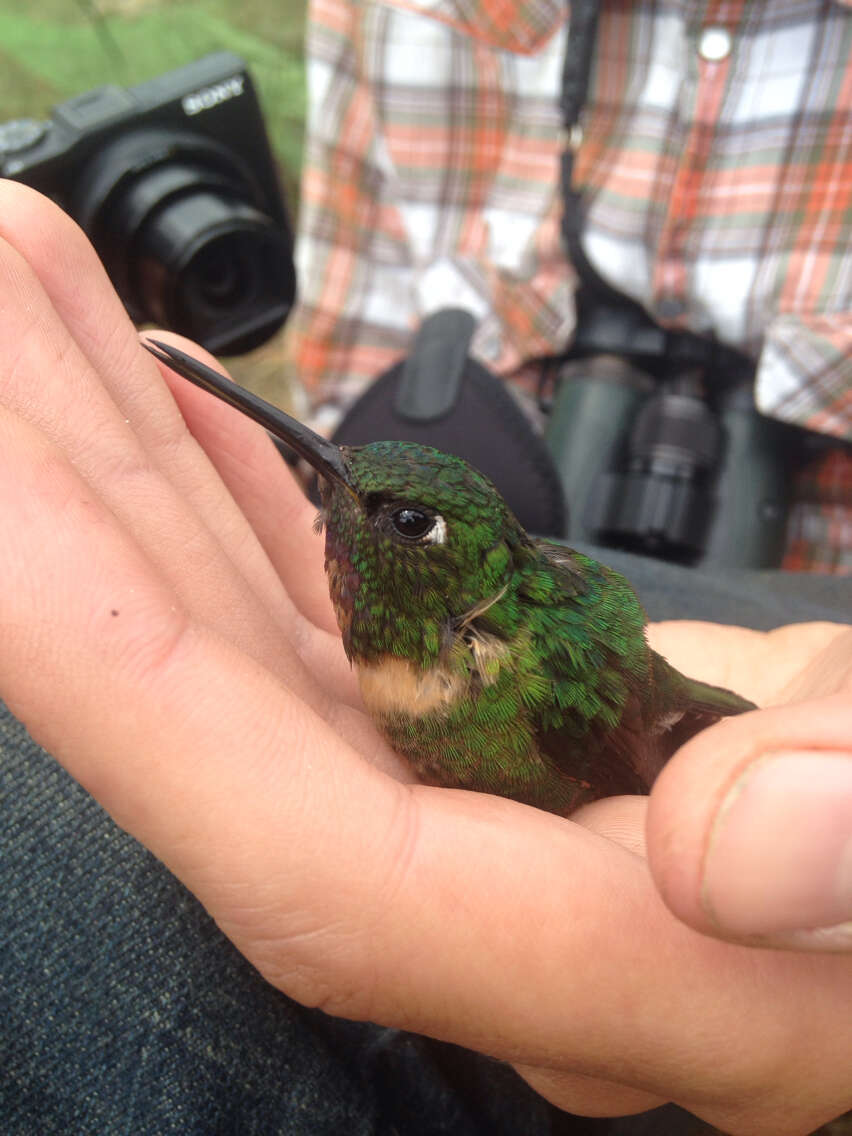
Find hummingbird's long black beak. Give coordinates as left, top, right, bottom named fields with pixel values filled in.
left=144, top=339, right=353, bottom=490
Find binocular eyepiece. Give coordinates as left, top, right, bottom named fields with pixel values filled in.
left=545, top=355, right=798, bottom=569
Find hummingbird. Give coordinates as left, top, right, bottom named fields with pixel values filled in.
left=146, top=340, right=756, bottom=817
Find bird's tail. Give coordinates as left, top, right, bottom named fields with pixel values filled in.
left=650, top=652, right=757, bottom=770
left=679, top=673, right=757, bottom=719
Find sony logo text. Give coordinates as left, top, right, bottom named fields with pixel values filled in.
left=182, top=76, right=245, bottom=117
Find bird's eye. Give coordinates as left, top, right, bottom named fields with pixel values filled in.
left=390, top=507, right=434, bottom=540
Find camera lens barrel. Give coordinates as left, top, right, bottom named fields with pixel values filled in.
left=72, top=128, right=295, bottom=354
left=130, top=185, right=293, bottom=353
left=1, top=55, right=297, bottom=355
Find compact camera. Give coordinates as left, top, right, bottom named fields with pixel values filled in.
left=0, top=52, right=295, bottom=354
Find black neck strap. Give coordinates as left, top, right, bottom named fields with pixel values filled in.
left=558, top=1, right=754, bottom=385
left=560, top=0, right=600, bottom=134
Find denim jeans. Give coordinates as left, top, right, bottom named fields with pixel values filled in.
left=1, top=552, right=847, bottom=1135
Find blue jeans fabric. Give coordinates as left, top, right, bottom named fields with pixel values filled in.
left=1, top=708, right=554, bottom=1135
left=1, top=554, right=847, bottom=1135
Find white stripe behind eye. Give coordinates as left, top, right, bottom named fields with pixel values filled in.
left=425, top=515, right=447, bottom=544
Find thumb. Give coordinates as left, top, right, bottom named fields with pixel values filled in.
left=646, top=695, right=852, bottom=951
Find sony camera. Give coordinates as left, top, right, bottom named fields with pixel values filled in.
left=0, top=52, right=295, bottom=355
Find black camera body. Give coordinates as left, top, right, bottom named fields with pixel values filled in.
left=0, top=52, right=295, bottom=354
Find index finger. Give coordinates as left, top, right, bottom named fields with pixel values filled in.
left=647, top=619, right=849, bottom=705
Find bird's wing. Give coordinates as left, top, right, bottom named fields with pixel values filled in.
left=526, top=543, right=756, bottom=801
left=534, top=700, right=655, bottom=799
left=530, top=540, right=591, bottom=596
left=524, top=542, right=660, bottom=798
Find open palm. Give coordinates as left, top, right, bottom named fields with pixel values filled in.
left=1, top=181, right=850, bottom=1136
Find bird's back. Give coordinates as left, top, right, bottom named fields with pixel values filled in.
left=522, top=543, right=755, bottom=803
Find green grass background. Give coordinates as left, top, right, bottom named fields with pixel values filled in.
left=0, top=0, right=307, bottom=210
left=0, top=0, right=308, bottom=392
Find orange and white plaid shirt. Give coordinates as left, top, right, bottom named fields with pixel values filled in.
left=288, top=0, right=852, bottom=572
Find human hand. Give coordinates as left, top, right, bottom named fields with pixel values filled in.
left=1, top=181, right=850, bottom=1136
left=641, top=621, right=852, bottom=953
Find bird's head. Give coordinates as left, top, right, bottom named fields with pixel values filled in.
left=144, top=341, right=528, bottom=664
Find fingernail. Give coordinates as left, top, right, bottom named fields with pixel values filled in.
left=701, top=751, right=852, bottom=944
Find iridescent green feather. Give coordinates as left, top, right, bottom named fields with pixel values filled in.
left=320, top=440, right=755, bottom=816
left=147, top=343, right=753, bottom=817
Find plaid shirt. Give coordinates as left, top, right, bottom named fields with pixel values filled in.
left=288, top=0, right=852, bottom=572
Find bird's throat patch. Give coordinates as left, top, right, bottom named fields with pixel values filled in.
left=356, top=657, right=468, bottom=719
left=356, top=630, right=512, bottom=720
